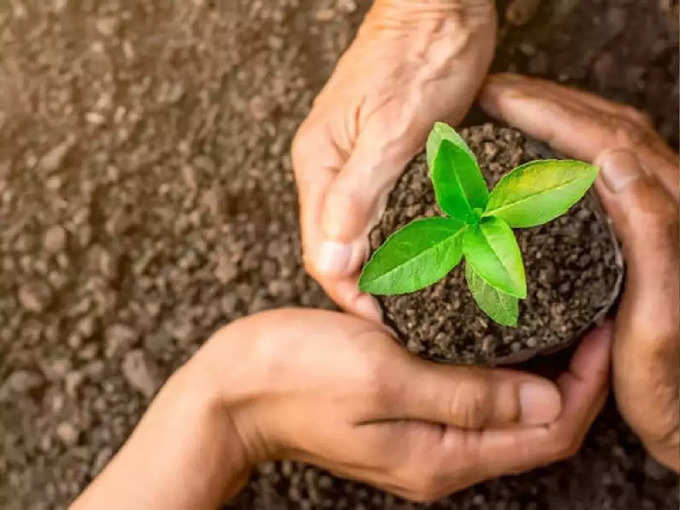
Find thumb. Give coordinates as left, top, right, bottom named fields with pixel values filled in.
left=390, top=359, right=562, bottom=428
left=316, top=135, right=411, bottom=277
left=594, top=149, right=679, bottom=317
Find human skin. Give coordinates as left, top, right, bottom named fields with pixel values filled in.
left=480, top=72, right=679, bottom=470
left=71, top=309, right=612, bottom=509
left=293, top=0, right=497, bottom=321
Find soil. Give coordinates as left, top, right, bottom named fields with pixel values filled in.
left=371, top=124, right=623, bottom=365
left=0, top=1, right=677, bottom=509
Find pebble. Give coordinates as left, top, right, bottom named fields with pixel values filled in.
left=39, top=136, right=76, bottom=173
left=56, top=422, right=79, bottom=446
left=104, top=323, right=138, bottom=358
left=44, top=225, right=67, bottom=253
left=18, top=281, right=54, bottom=313
left=121, top=350, right=161, bottom=399
left=4, top=370, right=44, bottom=393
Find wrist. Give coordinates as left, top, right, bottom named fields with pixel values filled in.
left=189, top=319, right=279, bottom=466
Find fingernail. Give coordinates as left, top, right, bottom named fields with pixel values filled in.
left=598, top=149, right=644, bottom=193
left=519, top=382, right=562, bottom=425
left=317, top=241, right=352, bottom=275
left=355, top=294, right=383, bottom=323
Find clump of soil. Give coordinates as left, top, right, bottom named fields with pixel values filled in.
left=370, top=124, right=622, bottom=365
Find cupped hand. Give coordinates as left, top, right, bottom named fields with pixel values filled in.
left=197, top=309, right=611, bottom=502
left=480, top=73, right=679, bottom=470
left=74, top=308, right=613, bottom=508
left=292, top=0, right=497, bottom=321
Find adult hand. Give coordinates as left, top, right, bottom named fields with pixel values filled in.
left=73, top=309, right=612, bottom=508
left=480, top=73, right=679, bottom=470
left=293, top=0, right=497, bottom=321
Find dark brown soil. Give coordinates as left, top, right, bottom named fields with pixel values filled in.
left=371, top=124, right=622, bottom=365
left=0, top=1, right=677, bottom=509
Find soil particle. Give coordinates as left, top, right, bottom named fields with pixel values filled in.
left=17, top=280, right=54, bottom=313
left=370, top=124, right=621, bottom=364
left=121, top=350, right=161, bottom=399
left=43, top=225, right=67, bottom=254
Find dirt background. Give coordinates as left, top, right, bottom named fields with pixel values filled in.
left=0, top=0, right=677, bottom=509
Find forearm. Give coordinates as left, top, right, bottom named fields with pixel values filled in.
left=70, top=362, right=251, bottom=510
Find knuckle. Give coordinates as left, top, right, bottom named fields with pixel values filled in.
left=621, top=105, right=654, bottom=128
left=449, top=374, right=492, bottom=429
left=360, top=356, right=397, bottom=407
left=614, top=117, right=653, bottom=149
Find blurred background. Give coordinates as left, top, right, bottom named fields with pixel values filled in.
left=0, top=0, right=677, bottom=508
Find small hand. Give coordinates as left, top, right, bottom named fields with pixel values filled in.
left=480, top=73, right=679, bottom=470
left=293, top=0, right=497, bottom=321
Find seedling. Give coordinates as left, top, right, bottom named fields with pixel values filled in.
left=358, top=122, right=598, bottom=326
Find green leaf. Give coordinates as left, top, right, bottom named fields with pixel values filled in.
left=462, top=216, right=526, bottom=298
left=465, top=263, right=518, bottom=327
left=359, top=217, right=466, bottom=295
left=431, top=139, right=489, bottom=224
left=426, top=121, right=477, bottom=168
left=484, top=159, right=598, bottom=227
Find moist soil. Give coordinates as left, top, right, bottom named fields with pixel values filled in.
left=0, top=1, right=677, bottom=509
left=371, top=124, right=622, bottom=365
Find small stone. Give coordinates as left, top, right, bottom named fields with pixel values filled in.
left=56, top=422, right=79, bottom=446
left=95, top=17, right=119, bottom=36
left=85, top=112, right=106, bottom=125
left=83, top=360, right=105, bottom=379
left=105, top=323, right=138, bottom=358
left=39, top=136, right=76, bottom=173
left=76, top=316, right=97, bottom=338
left=122, top=350, right=161, bottom=399
left=65, top=371, right=84, bottom=397
left=248, top=95, right=273, bottom=121
left=44, top=225, right=67, bottom=253
left=91, top=447, right=114, bottom=477
left=215, top=256, right=238, bottom=284
left=4, top=370, right=43, bottom=393
left=143, top=330, right=171, bottom=357
left=46, top=357, right=72, bottom=380
left=315, top=8, right=334, bottom=21
left=18, top=281, right=53, bottom=313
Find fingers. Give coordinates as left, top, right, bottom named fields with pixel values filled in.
left=378, top=356, right=562, bottom=428
left=459, top=324, right=613, bottom=478
left=479, top=73, right=678, bottom=200
left=292, top=121, right=385, bottom=322
left=595, top=149, right=679, bottom=336
left=596, top=149, right=680, bottom=469
left=356, top=325, right=612, bottom=502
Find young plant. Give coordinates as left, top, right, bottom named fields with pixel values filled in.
left=358, top=122, right=598, bottom=326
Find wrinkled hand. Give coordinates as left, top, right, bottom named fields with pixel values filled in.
left=74, top=309, right=612, bottom=508
left=195, top=309, right=611, bottom=502
left=480, top=73, right=680, bottom=470
left=293, top=0, right=497, bottom=321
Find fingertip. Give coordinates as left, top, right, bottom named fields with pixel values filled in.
left=316, top=240, right=353, bottom=276
left=518, top=379, right=562, bottom=425
left=562, top=321, right=614, bottom=389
